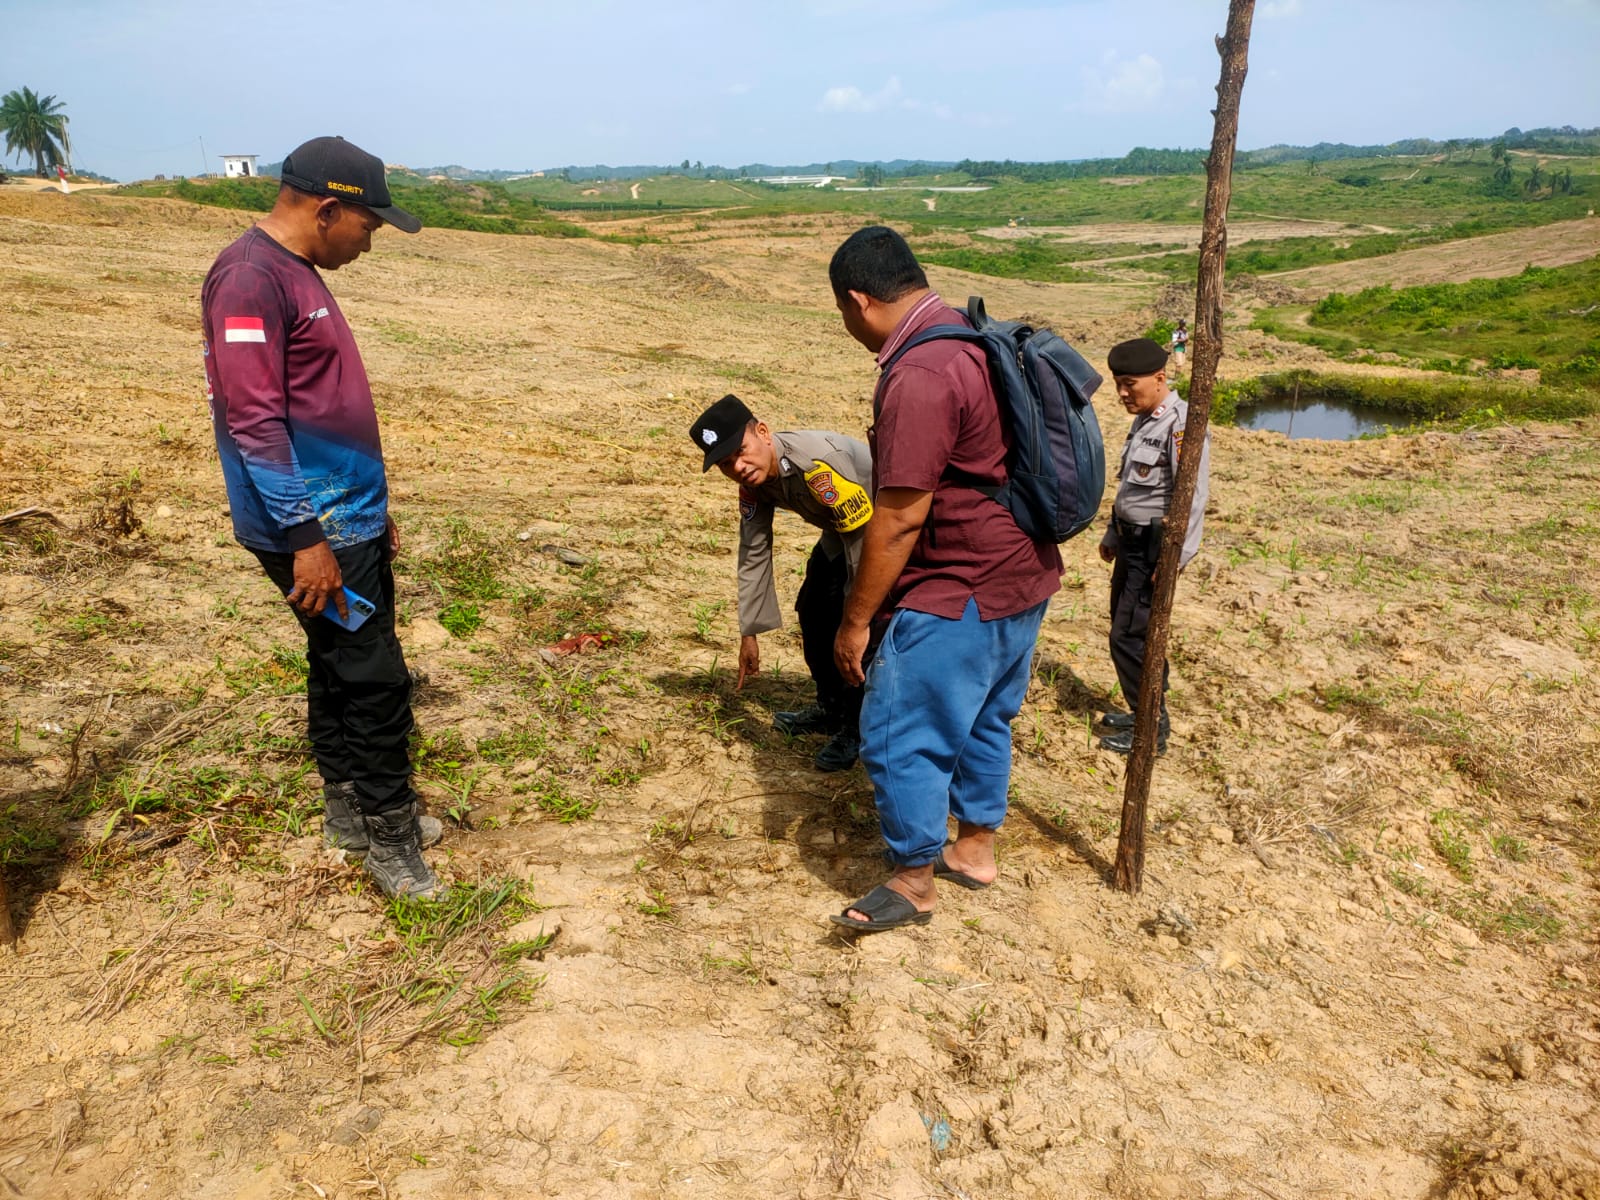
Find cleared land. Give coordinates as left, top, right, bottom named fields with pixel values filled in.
left=1274, top=217, right=1600, bottom=293
left=1, top=189, right=1598, bottom=1200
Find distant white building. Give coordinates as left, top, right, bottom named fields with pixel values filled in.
left=221, top=154, right=258, bottom=178
left=754, top=174, right=840, bottom=188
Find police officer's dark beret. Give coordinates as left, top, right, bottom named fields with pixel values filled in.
left=689, top=394, right=756, bottom=472
left=1107, top=338, right=1170, bottom=377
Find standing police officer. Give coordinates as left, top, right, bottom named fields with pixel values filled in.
left=689, top=394, right=874, bottom=771
left=1096, top=338, right=1210, bottom=754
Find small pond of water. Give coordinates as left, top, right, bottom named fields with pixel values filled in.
left=1234, top=398, right=1413, bottom=440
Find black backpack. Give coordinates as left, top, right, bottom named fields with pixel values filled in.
left=882, top=296, right=1107, bottom=543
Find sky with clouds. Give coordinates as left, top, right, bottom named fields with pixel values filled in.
left=4, top=0, right=1597, bottom=181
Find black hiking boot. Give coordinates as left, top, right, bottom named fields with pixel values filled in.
left=813, top=728, right=861, bottom=772
left=362, top=806, right=442, bottom=900
left=1097, top=709, right=1135, bottom=730
left=1098, top=719, right=1171, bottom=756
left=322, top=783, right=443, bottom=854
left=322, top=781, right=368, bottom=852
left=774, top=703, right=839, bottom=737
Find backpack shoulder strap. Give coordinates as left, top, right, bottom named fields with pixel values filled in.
left=881, top=322, right=987, bottom=372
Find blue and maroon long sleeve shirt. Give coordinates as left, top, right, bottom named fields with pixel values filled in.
left=201, top=227, right=388, bottom=553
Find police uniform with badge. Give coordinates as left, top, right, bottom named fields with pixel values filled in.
left=689, top=394, right=874, bottom=771
left=1096, top=338, right=1210, bottom=754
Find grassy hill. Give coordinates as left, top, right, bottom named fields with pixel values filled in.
left=117, top=174, right=591, bottom=239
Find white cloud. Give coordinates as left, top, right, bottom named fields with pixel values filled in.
left=1261, top=0, right=1303, bottom=16
left=725, top=82, right=753, bottom=96
left=819, top=76, right=904, bottom=114
left=1074, top=52, right=1167, bottom=113
left=816, top=76, right=954, bottom=120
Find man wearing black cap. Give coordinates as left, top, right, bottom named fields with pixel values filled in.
left=689, top=394, right=874, bottom=771
left=201, top=135, right=442, bottom=900
left=1096, top=337, right=1210, bottom=754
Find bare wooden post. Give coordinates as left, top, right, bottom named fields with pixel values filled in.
left=1115, top=0, right=1256, bottom=893
left=0, top=869, right=16, bottom=949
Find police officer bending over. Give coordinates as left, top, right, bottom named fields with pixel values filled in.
left=1096, top=338, right=1210, bottom=755
left=689, top=394, right=874, bottom=771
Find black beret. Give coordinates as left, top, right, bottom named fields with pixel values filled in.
left=689, top=394, right=755, bottom=472
left=1107, top=338, right=1170, bottom=377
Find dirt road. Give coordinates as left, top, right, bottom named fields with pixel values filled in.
left=1, top=190, right=1596, bottom=1199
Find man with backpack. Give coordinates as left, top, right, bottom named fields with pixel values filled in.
left=827, top=226, right=1065, bottom=934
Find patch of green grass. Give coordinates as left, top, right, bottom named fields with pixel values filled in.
left=1492, top=896, right=1563, bottom=942
left=1429, top=808, right=1475, bottom=880
left=638, top=890, right=673, bottom=919
left=516, top=776, right=599, bottom=823
left=1492, top=833, right=1531, bottom=862
left=62, top=610, right=116, bottom=642
left=917, top=237, right=1109, bottom=283
left=438, top=600, right=484, bottom=638
left=411, top=518, right=508, bottom=604
left=217, top=644, right=308, bottom=696
left=0, top=801, right=61, bottom=866
left=1256, top=257, right=1600, bottom=400
left=386, top=878, right=534, bottom=950
left=477, top=728, right=548, bottom=766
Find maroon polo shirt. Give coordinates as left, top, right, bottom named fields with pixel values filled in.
left=871, top=292, right=1062, bottom=620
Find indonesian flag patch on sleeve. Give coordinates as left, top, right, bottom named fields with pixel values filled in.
left=223, top=316, right=266, bottom=344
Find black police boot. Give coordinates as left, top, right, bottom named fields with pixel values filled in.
left=813, top=728, right=861, bottom=772
left=322, top=781, right=368, bottom=852
left=1098, top=717, right=1170, bottom=756
left=1098, top=709, right=1135, bottom=730
left=774, top=703, right=839, bottom=737
left=362, top=806, right=442, bottom=900
left=323, top=783, right=444, bottom=854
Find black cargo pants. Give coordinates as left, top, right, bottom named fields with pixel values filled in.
left=1108, top=520, right=1170, bottom=719
left=795, top=541, right=865, bottom=731
left=252, top=536, right=417, bottom=816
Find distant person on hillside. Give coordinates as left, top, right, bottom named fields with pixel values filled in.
left=1170, top=319, right=1189, bottom=370
left=689, top=394, right=873, bottom=771
left=828, top=226, right=1061, bottom=934
left=200, top=135, right=444, bottom=900
left=1095, top=337, right=1210, bottom=755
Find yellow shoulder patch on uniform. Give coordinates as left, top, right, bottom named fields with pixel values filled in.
left=805, top=460, right=873, bottom=532
left=1172, top=429, right=1185, bottom=459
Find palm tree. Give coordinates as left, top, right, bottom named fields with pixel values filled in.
left=0, top=87, right=71, bottom=178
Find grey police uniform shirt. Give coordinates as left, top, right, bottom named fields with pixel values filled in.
left=1101, top=392, right=1210, bottom=570
left=737, top=430, right=874, bottom=636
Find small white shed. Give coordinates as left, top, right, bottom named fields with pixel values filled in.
left=221, top=154, right=259, bottom=178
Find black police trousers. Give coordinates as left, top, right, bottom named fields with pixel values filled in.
left=795, top=541, right=864, bottom=729
left=252, top=536, right=417, bottom=816
left=1108, top=529, right=1170, bottom=718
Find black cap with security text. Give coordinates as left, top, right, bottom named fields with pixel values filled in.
left=689, top=394, right=755, bottom=472
left=279, top=136, right=422, bottom=234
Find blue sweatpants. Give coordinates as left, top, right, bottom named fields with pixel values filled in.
left=860, top=596, right=1047, bottom=867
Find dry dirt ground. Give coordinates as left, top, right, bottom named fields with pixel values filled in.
left=2, top=191, right=1598, bottom=1200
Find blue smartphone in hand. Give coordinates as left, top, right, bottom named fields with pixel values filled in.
left=288, top=586, right=377, bottom=631
left=323, top=587, right=377, bottom=632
